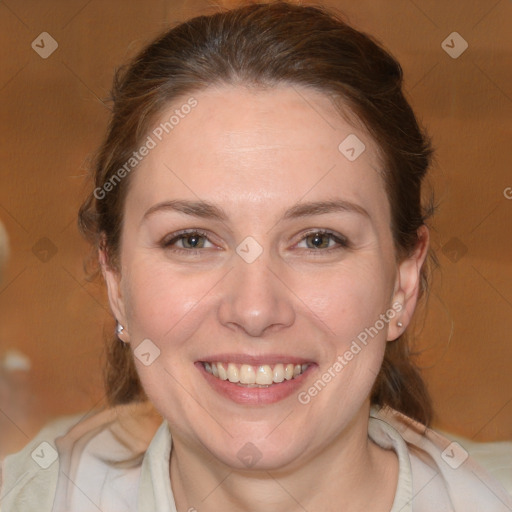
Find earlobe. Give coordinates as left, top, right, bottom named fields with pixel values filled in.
left=387, top=226, right=429, bottom=341
left=98, top=244, right=130, bottom=342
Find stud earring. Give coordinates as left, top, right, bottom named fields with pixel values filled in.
left=397, top=321, right=403, bottom=328
left=116, top=322, right=124, bottom=337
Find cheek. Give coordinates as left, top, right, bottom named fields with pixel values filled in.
left=292, top=259, right=392, bottom=403
left=293, top=258, right=393, bottom=341
left=121, top=258, right=223, bottom=345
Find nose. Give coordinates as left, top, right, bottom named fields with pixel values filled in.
left=217, top=252, right=296, bottom=338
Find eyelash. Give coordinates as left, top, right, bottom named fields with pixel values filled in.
left=161, top=229, right=214, bottom=255
left=161, top=228, right=349, bottom=256
left=296, top=229, right=350, bottom=255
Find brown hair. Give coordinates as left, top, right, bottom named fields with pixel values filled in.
left=78, top=0, right=435, bottom=424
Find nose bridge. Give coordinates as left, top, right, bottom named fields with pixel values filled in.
left=217, top=248, right=295, bottom=337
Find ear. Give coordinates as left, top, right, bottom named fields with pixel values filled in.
left=99, top=237, right=130, bottom=343
left=387, top=225, right=429, bottom=341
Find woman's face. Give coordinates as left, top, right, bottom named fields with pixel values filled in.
left=104, top=85, right=424, bottom=470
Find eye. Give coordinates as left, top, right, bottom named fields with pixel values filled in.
left=161, top=229, right=215, bottom=252
left=296, top=230, right=349, bottom=252
left=160, top=228, right=349, bottom=256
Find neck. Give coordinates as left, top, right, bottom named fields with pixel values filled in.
left=168, top=405, right=398, bottom=512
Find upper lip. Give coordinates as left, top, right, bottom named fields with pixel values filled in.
left=197, top=354, right=315, bottom=366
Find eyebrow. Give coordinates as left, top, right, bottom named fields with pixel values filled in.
left=142, top=198, right=370, bottom=223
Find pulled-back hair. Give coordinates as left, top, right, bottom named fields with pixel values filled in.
left=79, top=1, right=435, bottom=424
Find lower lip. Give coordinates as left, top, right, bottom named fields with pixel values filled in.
left=196, top=362, right=315, bottom=405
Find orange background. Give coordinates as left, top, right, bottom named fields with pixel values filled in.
left=0, top=0, right=511, bottom=458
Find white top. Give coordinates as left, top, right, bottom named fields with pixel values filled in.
left=1, top=402, right=511, bottom=511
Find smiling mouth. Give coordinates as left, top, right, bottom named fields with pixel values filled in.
left=202, top=362, right=310, bottom=387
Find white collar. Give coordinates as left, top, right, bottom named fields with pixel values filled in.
left=137, top=409, right=415, bottom=512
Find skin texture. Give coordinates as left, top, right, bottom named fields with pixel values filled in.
left=101, top=85, right=429, bottom=511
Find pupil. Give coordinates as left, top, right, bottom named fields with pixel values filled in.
left=310, top=233, right=327, bottom=248
left=186, top=235, right=201, bottom=248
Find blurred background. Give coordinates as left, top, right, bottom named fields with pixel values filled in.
left=0, top=0, right=511, bottom=459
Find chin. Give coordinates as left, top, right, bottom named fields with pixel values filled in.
left=210, top=441, right=305, bottom=472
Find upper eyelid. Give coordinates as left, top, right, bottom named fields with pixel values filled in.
left=163, top=228, right=348, bottom=250
left=298, top=230, right=348, bottom=243
left=163, top=229, right=214, bottom=246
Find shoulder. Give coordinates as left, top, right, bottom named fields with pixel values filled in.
left=369, top=406, right=512, bottom=512
left=1, top=413, right=80, bottom=512
left=0, top=402, right=162, bottom=512
left=436, top=428, right=512, bottom=494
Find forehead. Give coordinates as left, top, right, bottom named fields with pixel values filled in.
left=125, top=84, right=389, bottom=223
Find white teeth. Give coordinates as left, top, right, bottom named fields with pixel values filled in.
left=256, top=365, right=273, bottom=385
left=273, top=363, right=285, bottom=383
left=240, top=364, right=256, bottom=384
left=227, top=363, right=239, bottom=383
left=217, top=362, right=228, bottom=380
left=203, top=361, right=309, bottom=386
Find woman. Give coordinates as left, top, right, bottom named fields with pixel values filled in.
left=1, top=2, right=511, bottom=511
